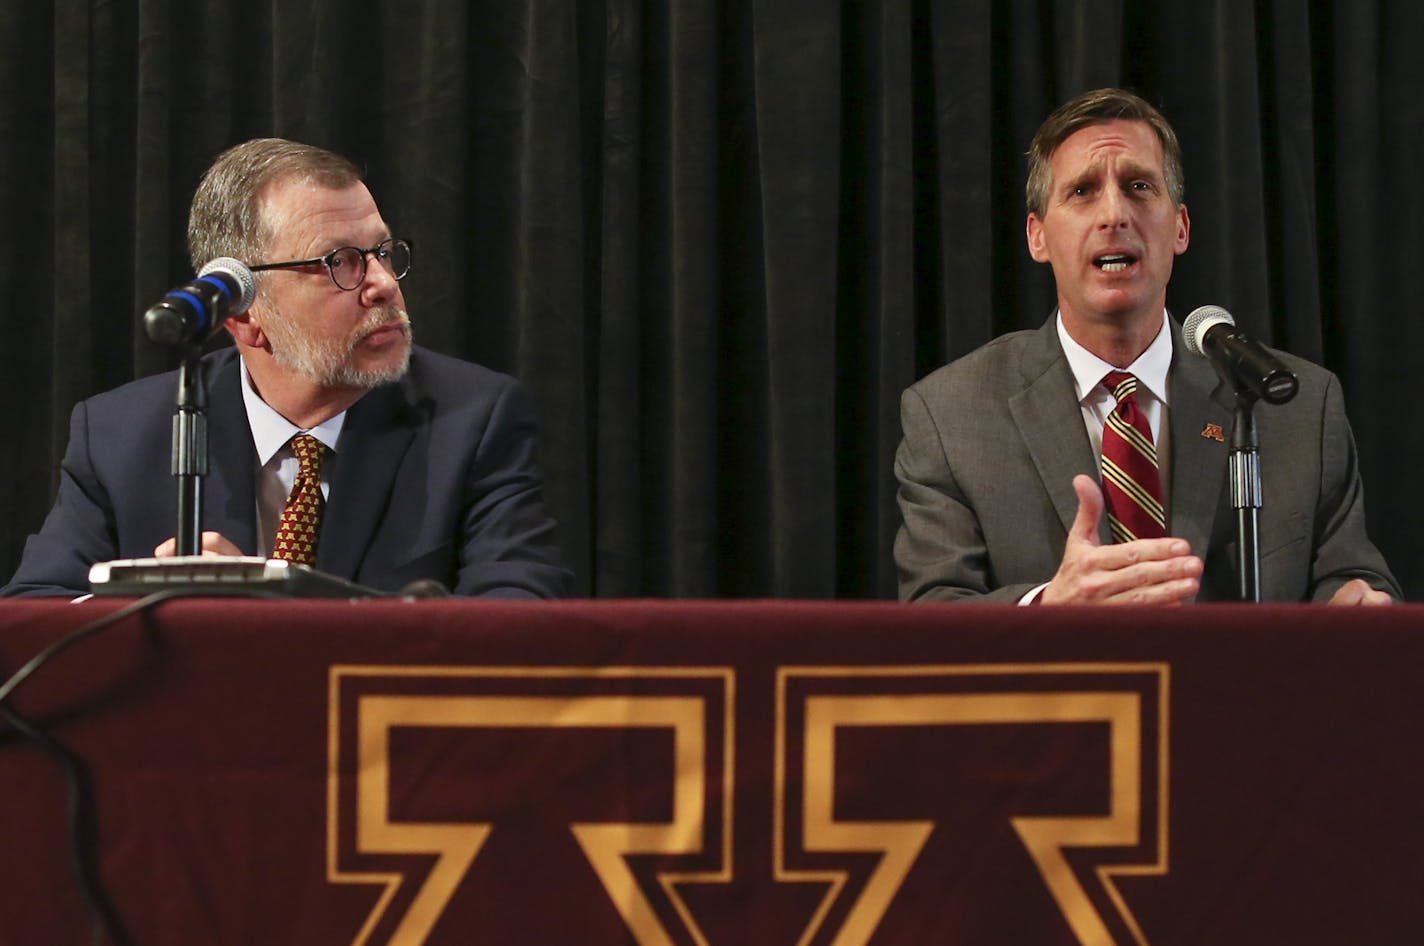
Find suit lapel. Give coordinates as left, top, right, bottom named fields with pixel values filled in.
left=203, top=351, right=260, bottom=554
left=316, top=380, right=418, bottom=579
left=1008, top=319, right=1100, bottom=539
left=1167, top=321, right=1234, bottom=556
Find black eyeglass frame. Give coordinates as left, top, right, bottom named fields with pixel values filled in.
left=248, top=237, right=413, bottom=291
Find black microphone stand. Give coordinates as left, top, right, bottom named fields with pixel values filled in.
left=1229, top=394, right=1262, bottom=602
left=172, top=344, right=207, bottom=556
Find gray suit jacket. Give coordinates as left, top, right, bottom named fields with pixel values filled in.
left=894, top=317, right=1399, bottom=602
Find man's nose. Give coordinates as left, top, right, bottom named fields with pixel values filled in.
left=359, top=251, right=400, bottom=302
left=1096, top=185, right=1129, bottom=229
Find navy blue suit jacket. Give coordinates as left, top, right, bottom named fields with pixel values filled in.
left=3, top=346, right=572, bottom=598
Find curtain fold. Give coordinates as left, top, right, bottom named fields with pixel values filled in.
left=3, top=0, right=1420, bottom=598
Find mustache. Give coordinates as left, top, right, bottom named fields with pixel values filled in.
left=357, top=306, right=410, bottom=336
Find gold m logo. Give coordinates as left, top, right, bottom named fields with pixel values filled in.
left=328, top=667, right=732, bottom=946
left=777, top=664, right=1168, bottom=946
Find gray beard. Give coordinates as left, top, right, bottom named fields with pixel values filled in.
left=264, top=303, right=412, bottom=389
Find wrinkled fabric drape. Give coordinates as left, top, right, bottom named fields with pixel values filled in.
left=3, top=1, right=1421, bottom=598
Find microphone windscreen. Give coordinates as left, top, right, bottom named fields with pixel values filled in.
left=198, top=257, right=258, bottom=314
left=1182, top=305, right=1235, bottom=356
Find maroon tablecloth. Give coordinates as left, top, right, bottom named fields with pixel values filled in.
left=0, top=598, right=1420, bottom=945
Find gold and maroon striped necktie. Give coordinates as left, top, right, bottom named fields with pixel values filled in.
left=1099, top=371, right=1166, bottom=543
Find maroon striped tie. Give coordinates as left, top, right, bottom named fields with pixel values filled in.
left=1100, top=371, right=1166, bottom=543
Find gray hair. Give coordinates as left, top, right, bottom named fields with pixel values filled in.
left=187, top=138, right=362, bottom=268
left=1025, top=88, right=1184, bottom=218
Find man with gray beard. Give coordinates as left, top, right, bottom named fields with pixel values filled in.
left=3, top=139, right=571, bottom=598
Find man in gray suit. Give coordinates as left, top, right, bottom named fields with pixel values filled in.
left=894, top=88, right=1397, bottom=605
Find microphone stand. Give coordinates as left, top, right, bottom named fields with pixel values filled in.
left=172, top=345, right=207, bottom=556
left=1229, top=394, right=1262, bottom=602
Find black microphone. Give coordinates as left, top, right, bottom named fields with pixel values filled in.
left=1182, top=305, right=1299, bottom=404
left=143, top=257, right=258, bottom=346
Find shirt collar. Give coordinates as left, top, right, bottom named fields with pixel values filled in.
left=239, top=359, right=345, bottom=465
left=1056, top=310, right=1174, bottom=405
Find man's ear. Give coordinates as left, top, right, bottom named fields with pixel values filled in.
left=224, top=309, right=267, bottom=350
left=1174, top=202, right=1191, bottom=256
left=1026, top=212, right=1050, bottom=263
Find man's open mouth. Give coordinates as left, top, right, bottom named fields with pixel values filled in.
left=1094, top=254, right=1137, bottom=273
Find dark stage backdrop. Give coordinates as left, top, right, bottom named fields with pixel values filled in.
left=1, top=2, right=1420, bottom=598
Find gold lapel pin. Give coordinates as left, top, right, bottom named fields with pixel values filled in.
left=1201, top=422, right=1225, bottom=442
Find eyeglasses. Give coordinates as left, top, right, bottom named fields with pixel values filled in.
left=249, top=238, right=413, bottom=291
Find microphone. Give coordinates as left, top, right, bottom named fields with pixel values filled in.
left=1182, top=305, right=1299, bottom=404
left=143, top=257, right=258, bottom=346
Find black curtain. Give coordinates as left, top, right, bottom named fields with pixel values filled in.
left=3, top=1, right=1420, bottom=598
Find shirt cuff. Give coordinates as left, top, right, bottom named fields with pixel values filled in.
left=1018, top=583, right=1049, bottom=606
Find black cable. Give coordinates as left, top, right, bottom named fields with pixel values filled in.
left=0, top=587, right=206, bottom=946
left=0, top=701, right=132, bottom=946
left=0, top=588, right=199, bottom=705
left=0, top=583, right=383, bottom=942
